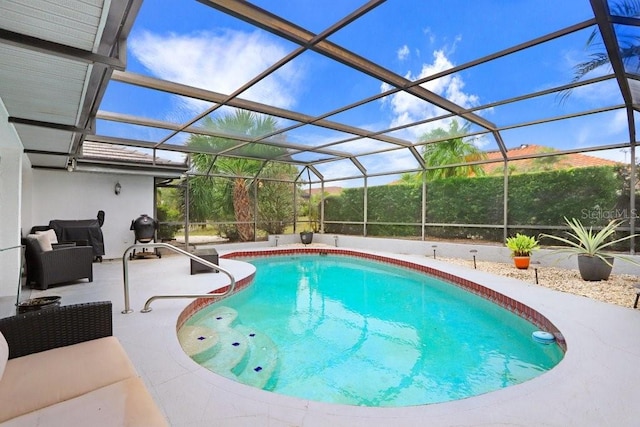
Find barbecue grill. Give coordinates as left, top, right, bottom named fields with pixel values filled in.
left=48, top=210, right=106, bottom=262
left=129, top=214, right=161, bottom=259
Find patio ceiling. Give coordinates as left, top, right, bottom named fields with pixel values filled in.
left=2, top=0, right=640, bottom=182
left=0, top=0, right=137, bottom=169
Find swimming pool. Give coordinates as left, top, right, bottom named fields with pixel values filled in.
left=179, top=252, right=564, bottom=407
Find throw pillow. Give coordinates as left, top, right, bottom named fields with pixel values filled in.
left=28, top=233, right=53, bottom=252
left=35, top=229, right=58, bottom=244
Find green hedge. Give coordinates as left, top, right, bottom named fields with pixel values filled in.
left=324, top=166, right=626, bottom=241
left=507, top=167, right=619, bottom=225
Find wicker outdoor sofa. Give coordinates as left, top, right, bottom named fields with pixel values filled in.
left=0, top=301, right=167, bottom=426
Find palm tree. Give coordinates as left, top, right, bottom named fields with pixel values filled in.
left=564, top=0, right=640, bottom=97
left=419, top=120, right=487, bottom=181
left=188, top=110, right=287, bottom=241
left=398, top=172, right=420, bottom=185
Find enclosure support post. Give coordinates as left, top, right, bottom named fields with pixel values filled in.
left=293, top=181, right=298, bottom=233
left=184, top=172, right=190, bottom=250
left=503, top=160, right=509, bottom=242
left=363, top=176, right=368, bottom=237
left=253, top=179, right=258, bottom=242
left=307, top=168, right=312, bottom=232
left=320, top=180, right=325, bottom=233
left=421, top=172, right=427, bottom=241
left=631, top=144, right=637, bottom=254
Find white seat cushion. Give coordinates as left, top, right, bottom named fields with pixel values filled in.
left=0, top=332, right=7, bottom=381
left=0, top=337, right=138, bottom=423
left=1, top=377, right=168, bottom=427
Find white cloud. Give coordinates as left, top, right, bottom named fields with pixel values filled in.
left=355, top=47, right=485, bottom=179
left=574, top=108, right=628, bottom=147
left=381, top=49, right=480, bottom=140
left=423, top=27, right=435, bottom=45
left=562, top=47, right=611, bottom=78
left=608, top=109, right=628, bottom=134
left=397, top=45, right=410, bottom=61
left=569, top=78, right=621, bottom=105
left=129, top=29, right=301, bottom=115
left=559, top=49, right=623, bottom=106
left=311, top=158, right=365, bottom=183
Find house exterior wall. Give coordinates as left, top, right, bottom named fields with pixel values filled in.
left=28, top=170, right=155, bottom=260
left=0, top=99, right=23, bottom=298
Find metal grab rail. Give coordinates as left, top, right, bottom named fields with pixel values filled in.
left=122, top=243, right=236, bottom=314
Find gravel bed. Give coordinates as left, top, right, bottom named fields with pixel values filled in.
left=442, top=257, right=639, bottom=308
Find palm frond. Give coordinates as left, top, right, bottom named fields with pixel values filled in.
left=572, top=53, right=611, bottom=82
left=559, top=0, right=640, bottom=102
left=609, top=0, right=640, bottom=18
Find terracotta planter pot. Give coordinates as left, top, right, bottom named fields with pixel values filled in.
left=513, top=256, right=530, bottom=270
left=577, top=254, right=613, bottom=281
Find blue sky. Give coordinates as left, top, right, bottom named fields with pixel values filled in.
left=98, top=1, right=630, bottom=186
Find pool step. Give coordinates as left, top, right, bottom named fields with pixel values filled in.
left=234, top=325, right=279, bottom=389
left=182, top=306, right=280, bottom=389
left=197, top=306, right=238, bottom=330
left=177, top=325, right=220, bottom=364
left=200, top=327, right=248, bottom=380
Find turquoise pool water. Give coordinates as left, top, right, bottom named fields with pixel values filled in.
left=182, top=254, right=563, bottom=407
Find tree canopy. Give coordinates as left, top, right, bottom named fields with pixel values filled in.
left=401, top=119, right=487, bottom=184
left=186, top=110, right=298, bottom=241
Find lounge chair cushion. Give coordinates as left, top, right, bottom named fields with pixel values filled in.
left=0, top=332, right=7, bottom=381
left=0, top=336, right=138, bottom=423
left=4, top=377, right=168, bottom=427
left=35, top=229, right=58, bottom=244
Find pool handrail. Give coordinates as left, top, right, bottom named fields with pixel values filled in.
left=121, top=243, right=236, bottom=314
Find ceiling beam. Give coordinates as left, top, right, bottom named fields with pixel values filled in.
left=160, top=0, right=386, bottom=150
left=86, top=135, right=307, bottom=167
left=0, top=28, right=125, bottom=70
left=96, top=110, right=353, bottom=158
left=590, top=0, right=634, bottom=106
left=8, top=117, right=91, bottom=134
left=199, top=0, right=497, bottom=132
left=112, top=70, right=413, bottom=148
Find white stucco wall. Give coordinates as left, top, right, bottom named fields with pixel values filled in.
left=0, top=99, right=23, bottom=297
left=28, top=170, right=154, bottom=260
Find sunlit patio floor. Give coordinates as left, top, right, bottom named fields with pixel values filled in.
left=5, top=243, right=640, bottom=426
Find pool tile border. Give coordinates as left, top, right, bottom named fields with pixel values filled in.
left=178, top=248, right=565, bottom=351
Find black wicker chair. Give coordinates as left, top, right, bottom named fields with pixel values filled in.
left=0, top=301, right=112, bottom=359
left=23, top=236, right=94, bottom=290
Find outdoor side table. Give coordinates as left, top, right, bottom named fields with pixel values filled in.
left=190, top=248, right=219, bottom=274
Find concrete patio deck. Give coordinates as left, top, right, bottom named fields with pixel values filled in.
left=2, top=242, right=640, bottom=426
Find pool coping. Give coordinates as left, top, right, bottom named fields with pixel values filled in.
left=37, top=244, right=639, bottom=425
left=168, top=246, right=640, bottom=425
left=178, top=247, right=565, bottom=351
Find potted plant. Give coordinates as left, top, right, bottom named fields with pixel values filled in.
left=505, top=233, right=539, bottom=269
left=540, top=217, right=638, bottom=281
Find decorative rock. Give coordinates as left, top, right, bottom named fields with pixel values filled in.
left=442, top=257, right=638, bottom=308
